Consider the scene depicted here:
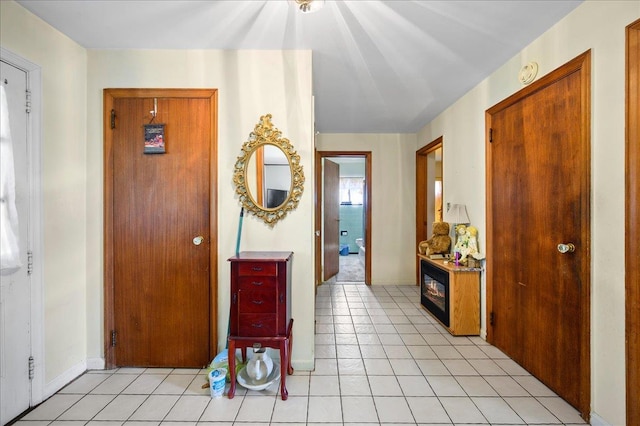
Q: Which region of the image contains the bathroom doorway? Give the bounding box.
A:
[315,151,371,286]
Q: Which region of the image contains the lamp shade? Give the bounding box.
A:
[445,204,470,224]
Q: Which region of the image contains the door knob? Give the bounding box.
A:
[193,236,204,246]
[557,243,576,253]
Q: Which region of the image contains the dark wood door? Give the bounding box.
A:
[323,159,340,281]
[106,90,216,367]
[486,52,591,418]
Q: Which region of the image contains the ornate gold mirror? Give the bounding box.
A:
[233,114,304,226]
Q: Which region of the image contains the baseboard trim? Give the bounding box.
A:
[590,412,612,426]
[43,361,86,399]
[293,359,315,371]
[87,357,105,370]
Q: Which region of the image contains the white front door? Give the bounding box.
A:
[0,60,31,425]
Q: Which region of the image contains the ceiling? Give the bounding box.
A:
[17,0,582,133]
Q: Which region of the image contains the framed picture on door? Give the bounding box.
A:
[144,123,165,154]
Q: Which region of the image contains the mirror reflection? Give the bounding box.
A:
[246,144,292,209]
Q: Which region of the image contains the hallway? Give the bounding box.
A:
[15,283,586,425]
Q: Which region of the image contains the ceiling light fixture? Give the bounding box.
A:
[292,0,325,14]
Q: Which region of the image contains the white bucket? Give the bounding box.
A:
[208,368,227,398]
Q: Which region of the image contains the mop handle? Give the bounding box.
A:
[235,207,244,256]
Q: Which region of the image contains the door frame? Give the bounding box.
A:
[315,151,372,286]
[416,137,443,285]
[626,18,640,426]
[0,47,45,406]
[103,88,218,368]
[485,51,591,419]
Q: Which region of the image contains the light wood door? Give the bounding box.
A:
[105,89,217,367]
[323,159,340,281]
[486,52,591,418]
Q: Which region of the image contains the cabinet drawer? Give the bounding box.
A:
[238,314,277,336]
[237,262,277,276]
[238,287,277,313]
[238,276,277,291]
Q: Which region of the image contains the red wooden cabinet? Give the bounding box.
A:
[227,251,294,400]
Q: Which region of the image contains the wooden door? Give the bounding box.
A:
[626,18,640,426]
[323,159,340,281]
[104,89,217,368]
[486,52,591,418]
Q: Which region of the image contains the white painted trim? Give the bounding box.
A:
[86,357,105,370]
[0,47,44,407]
[292,360,314,371]
[590,412,612,426]
[43,361,86,399]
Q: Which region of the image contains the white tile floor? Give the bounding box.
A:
[15,282,587,425]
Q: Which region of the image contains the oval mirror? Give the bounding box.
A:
[233,114,304,226]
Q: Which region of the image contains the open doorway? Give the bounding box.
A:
[315,151,372,286]
[416,137,443,285]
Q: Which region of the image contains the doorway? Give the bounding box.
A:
[0,50,43,425]
[486,51,591,419]
[626,18,640,426]
[315,151,371,286]
[103,89,218,368]
[416,137,443,285]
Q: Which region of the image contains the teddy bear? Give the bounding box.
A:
[418,221,451,256]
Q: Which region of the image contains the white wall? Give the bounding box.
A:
[416,2,640,424]
[85,49,316,370]
[1,0,316,393]
[317,134,417,285]
[0,1,88,388]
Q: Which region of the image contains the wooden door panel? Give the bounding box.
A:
[323,159,340,280]
[626,19,640,426]
[487,52,590,417]
[113,96,211,367]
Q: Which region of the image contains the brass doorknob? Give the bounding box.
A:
[193,236,204,246]
[557,243,575,253]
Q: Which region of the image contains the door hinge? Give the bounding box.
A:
[110,109,116,129]
[25,89,31,114]
[489,128,493,143]
[490,312,495,326]
[27,250,33,275]
[28,356,35,380]
[111,330,117,347]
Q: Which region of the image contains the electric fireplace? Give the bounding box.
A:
[420,258,450,327]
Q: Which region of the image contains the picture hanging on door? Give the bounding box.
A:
[144,123,165,154]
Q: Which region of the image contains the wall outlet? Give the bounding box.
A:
[341,231,348,236]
